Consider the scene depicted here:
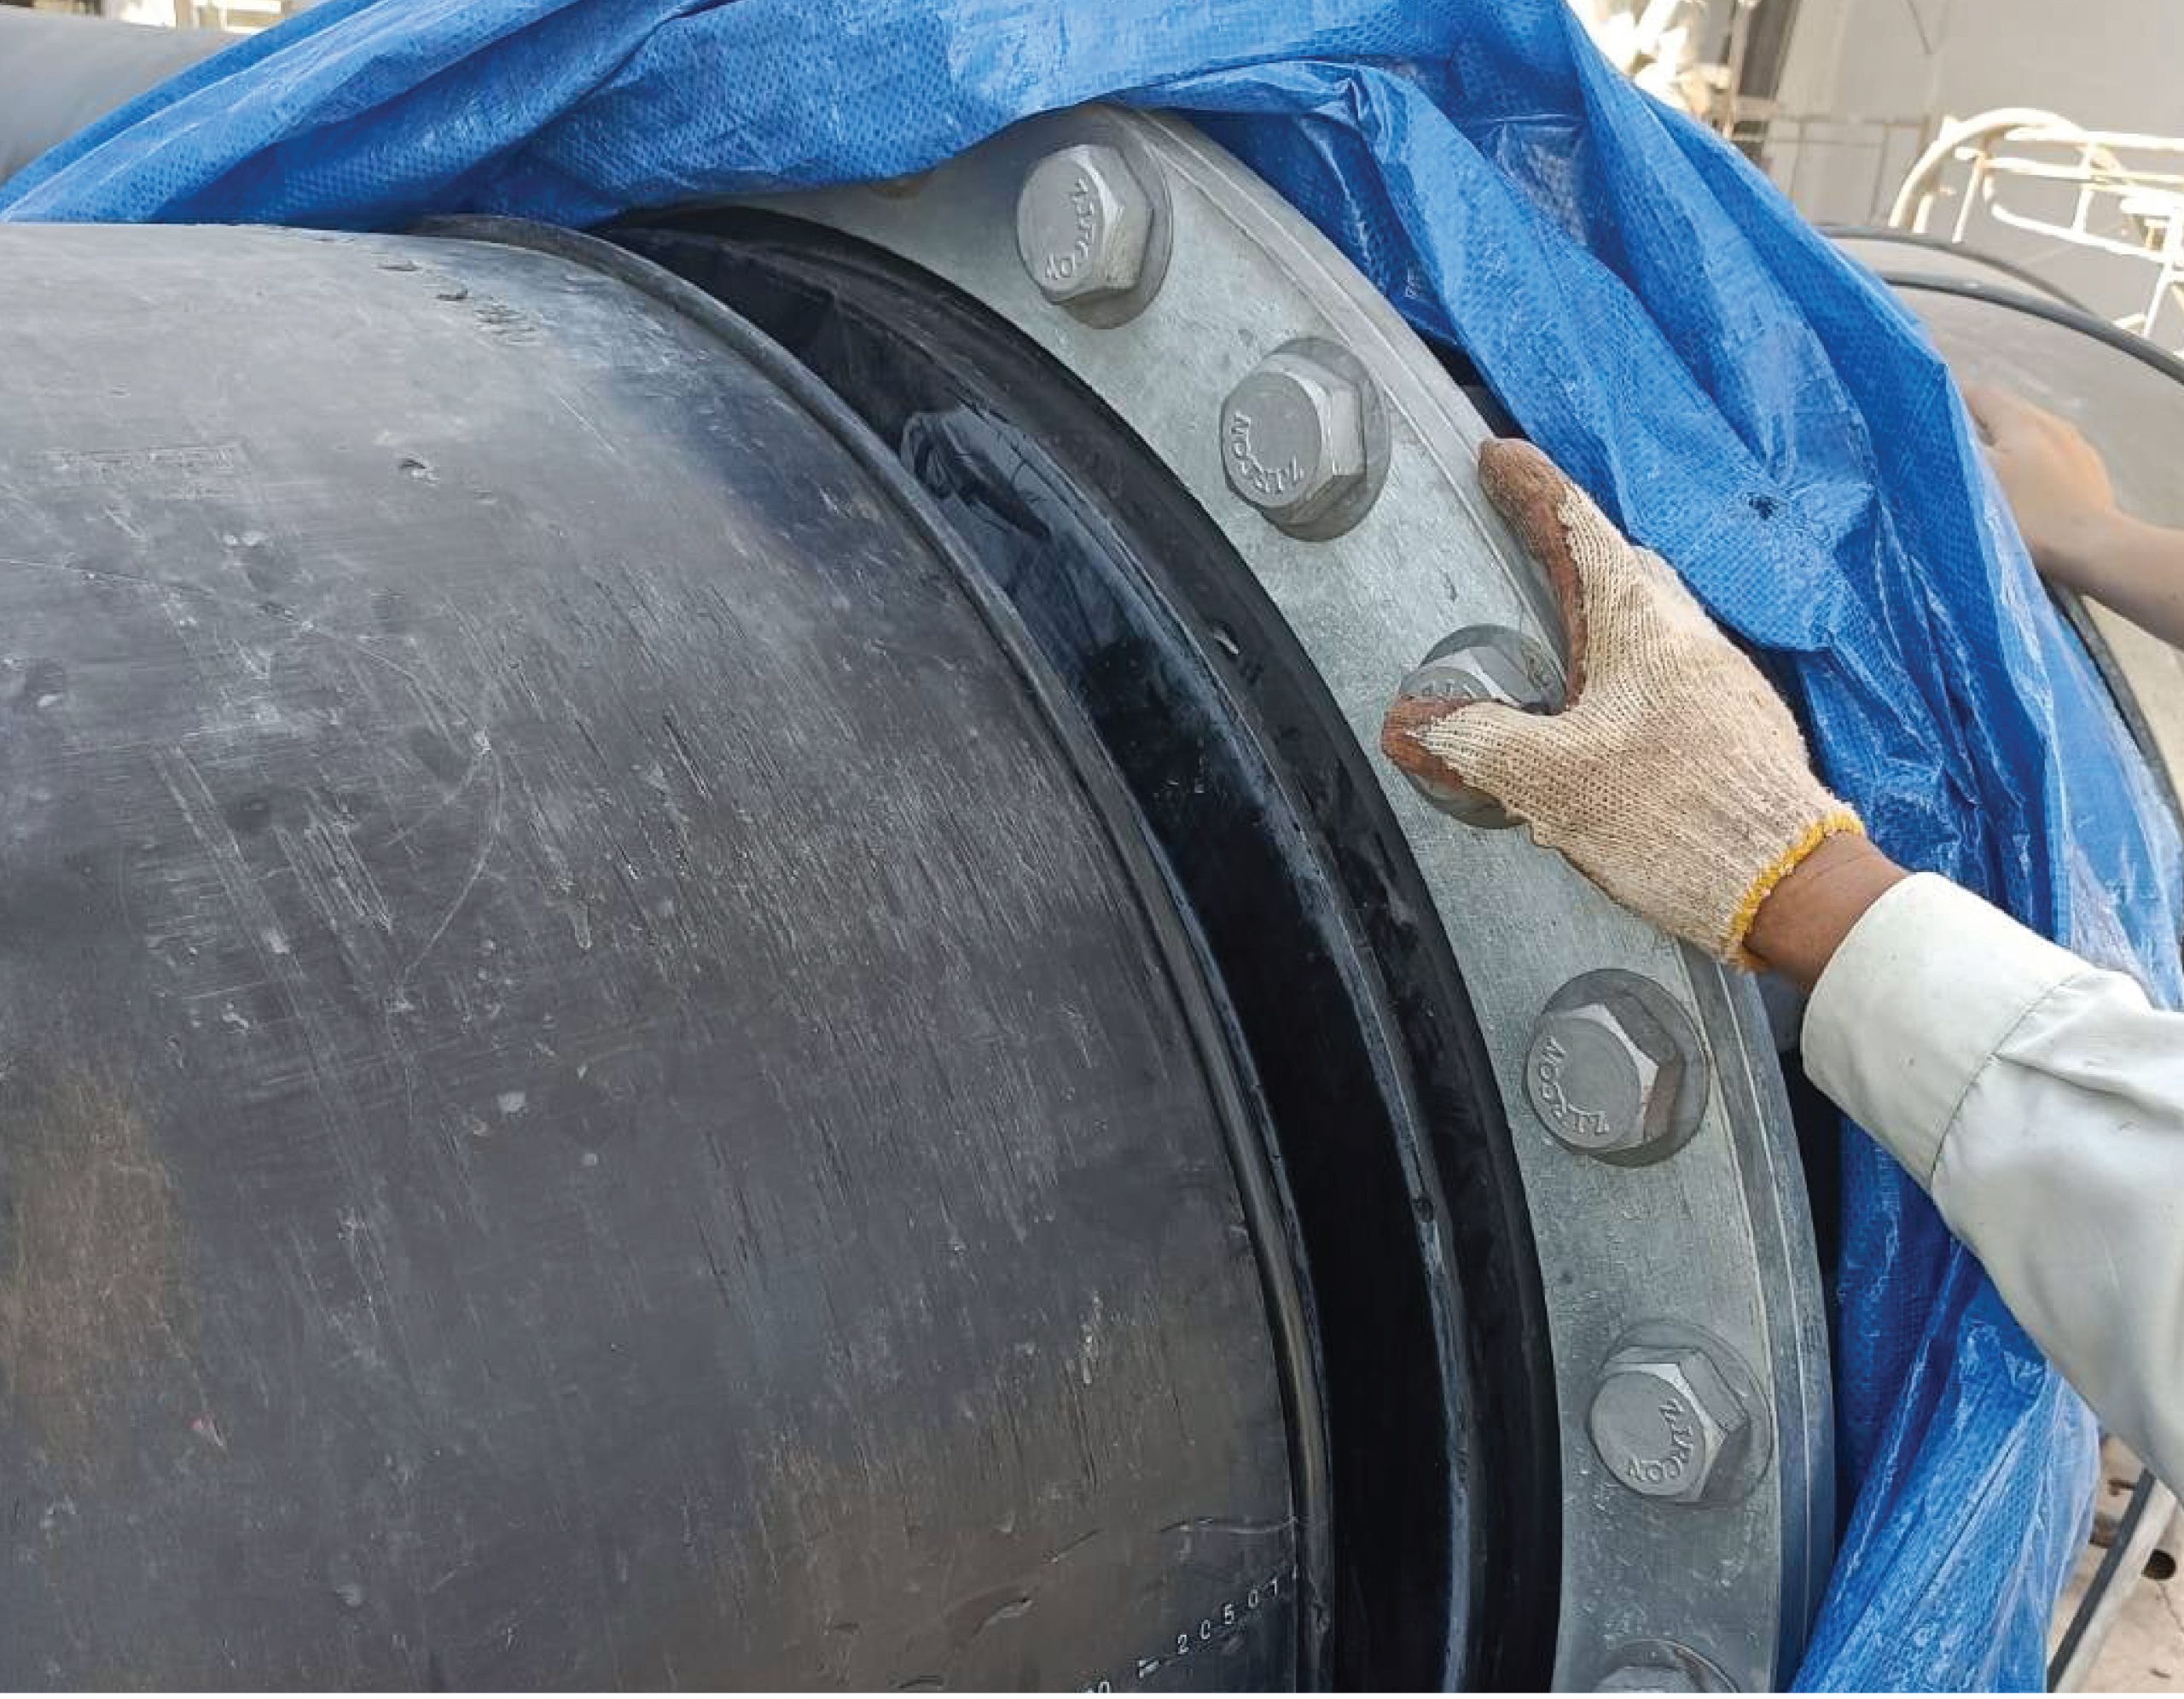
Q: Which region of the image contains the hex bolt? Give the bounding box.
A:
[1219,347,1377,533]
[1395,625,1561,827]
[1015,143,1155,309]
[1589,1343,1755,1504]
[1525,986,1686,1157]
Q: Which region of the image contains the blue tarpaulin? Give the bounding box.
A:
[7,3,2175,1686]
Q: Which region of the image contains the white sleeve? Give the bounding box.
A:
[1801,872,2184,1492]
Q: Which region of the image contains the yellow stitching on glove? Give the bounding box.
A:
[1725,807,1866,967]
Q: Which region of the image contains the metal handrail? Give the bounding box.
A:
[1891,109,2184,346]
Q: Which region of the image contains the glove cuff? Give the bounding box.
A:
[1722,806,1866,968]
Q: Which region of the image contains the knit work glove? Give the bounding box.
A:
[1381,440,1862,965]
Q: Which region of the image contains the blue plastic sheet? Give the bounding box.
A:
[8,3,2177,1685]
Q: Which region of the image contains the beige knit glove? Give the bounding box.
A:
[1381,439,1862,965]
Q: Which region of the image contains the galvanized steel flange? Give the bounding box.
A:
[754,107,1833,1689]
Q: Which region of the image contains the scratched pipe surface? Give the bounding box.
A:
[0,224,1296,1688]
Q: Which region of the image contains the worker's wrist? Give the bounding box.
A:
[1743,832,1908,992]
[2036,505,2144,594]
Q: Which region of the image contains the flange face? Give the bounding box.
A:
[752,108,1832,1690]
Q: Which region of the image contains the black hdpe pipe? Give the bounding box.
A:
[0,221,1320,1688]
[0,15,1560,1675]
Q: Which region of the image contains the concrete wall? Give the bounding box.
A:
[61,0,309,32]
[1780,0,2184,142]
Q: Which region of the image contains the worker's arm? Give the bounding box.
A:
[1785,851,2184,1495]
[1966,382,2184,648]
[1384,439,2184,1492]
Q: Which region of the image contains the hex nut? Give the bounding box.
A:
[1589,1344,1754,1504]
[1219,349,1373,531]
[1408,638,1542,710]
[1015,144,1154,307]
[1526,989,1686,1156]
[1395,626,1561,827]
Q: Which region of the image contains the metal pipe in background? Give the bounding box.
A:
[1863,270,2184,808]
[0,9,226,186]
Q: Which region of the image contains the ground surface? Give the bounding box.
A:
[2053,1443,2184,1692]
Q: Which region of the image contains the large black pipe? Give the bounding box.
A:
[0,222,1303,1688]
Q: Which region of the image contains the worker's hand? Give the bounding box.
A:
[1963,383,2120,590]
[1381,440,1863,967]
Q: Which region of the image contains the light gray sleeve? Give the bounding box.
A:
[1802,873,2184,1492]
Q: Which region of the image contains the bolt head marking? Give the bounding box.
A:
[1224,404,1308,497]
[1016,144,1153,306]
[1617,1388,1700,1488]
[1528,998,1676,1152]
[1039,169,1101,285]
[1589,1347,1751,1504]
[1531,1030,1618,1147]
[1218,352,1369,524]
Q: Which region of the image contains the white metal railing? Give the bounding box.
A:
[1891,109,2184,347]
